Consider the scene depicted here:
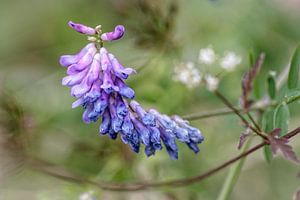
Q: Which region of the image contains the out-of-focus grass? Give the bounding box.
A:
[0,0,300,199]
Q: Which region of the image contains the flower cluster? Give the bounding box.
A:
[173,62,201,89]
[173,46,242,91]
[59,21,204,159]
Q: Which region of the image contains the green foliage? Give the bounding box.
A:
[273,103,290,137]
[262,109,274,163]
[283,89,300,104]
[267,73,276,99]
[288,44,300,89]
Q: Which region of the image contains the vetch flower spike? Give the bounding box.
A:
[59,21,204,159]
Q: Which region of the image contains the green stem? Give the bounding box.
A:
[216,137,253,200]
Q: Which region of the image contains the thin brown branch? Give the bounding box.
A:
[182,100,273,121]
[246,112,262,132]
[182,107,243,120]
[26,126,300,192]
[214,90,267,140]
[183,62,290,122]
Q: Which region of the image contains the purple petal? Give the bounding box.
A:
[101,25,125,41]
[130,113,150,146]
[130,101,156,126]
[82,104,93,124]
[68,21,96,35]
[71,79,92,98]
[99,48,111,71]
[86,53,101,85]
[109,54,136,79]
[187,142,200,153]
[67,62,92,75]
[160,128,178,160]
[62,68,89,87]
[99,109,111,134]
[145,146,156,157]
[84,80,101,102]
[114,77,135,99]
[94,91,109,114]
[149,127,162,150]
[109,98,123,133]
[116,94,128,119]
[72,97,86,108]
[122,114,134,135]
[77,45,97,68]
[101,70,119,94]
[59,43,95,67]
[128,130,140,153]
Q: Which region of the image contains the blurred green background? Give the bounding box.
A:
[0,0,300,199]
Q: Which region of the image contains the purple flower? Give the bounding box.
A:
[130,112,150,146]
[99,109,110,134]
[130,101,156,126]
[114,77,135,99]
[160,128,178,160]
[60,21,204,159]
[109,98,123,133]
[116,94,128,119]
[101,25,125,41]
[68,21,96,35]
[60,43,95,67]
[122,114,134,135]
[109,54,136,79]
[94,90,109,114]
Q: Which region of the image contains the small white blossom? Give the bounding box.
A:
[205,74,219,91]
[173,62,202,89]
[79,191,96,200]
[220,51,242,71]
[198,47,216,65]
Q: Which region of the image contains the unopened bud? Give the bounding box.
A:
[87,36,97,42]
[95,25,102,34]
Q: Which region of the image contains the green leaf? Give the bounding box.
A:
[267,72,276,99]
[262,109,274,133]
[288,44,300,89]
[283,89,300,104]
[253,78,263,99]
[263,146,273,164]
[249,51,254,67]
[273,103,290,137]
[262,110,274,163]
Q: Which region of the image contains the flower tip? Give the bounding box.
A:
[116,25,125,32]
[68,21,75,27]
[61,77,70,86]
[101,25,125,41]
[169,152,178,160]
[67,21,96,35]
[59,55,73,67]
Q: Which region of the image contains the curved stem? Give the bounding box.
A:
[27,126,300,192]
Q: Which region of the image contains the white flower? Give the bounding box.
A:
[205,74,219,91]
[79,191,95,200]
[220,51,242,71]
[173,62,202,89]
[198,47,216,65]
